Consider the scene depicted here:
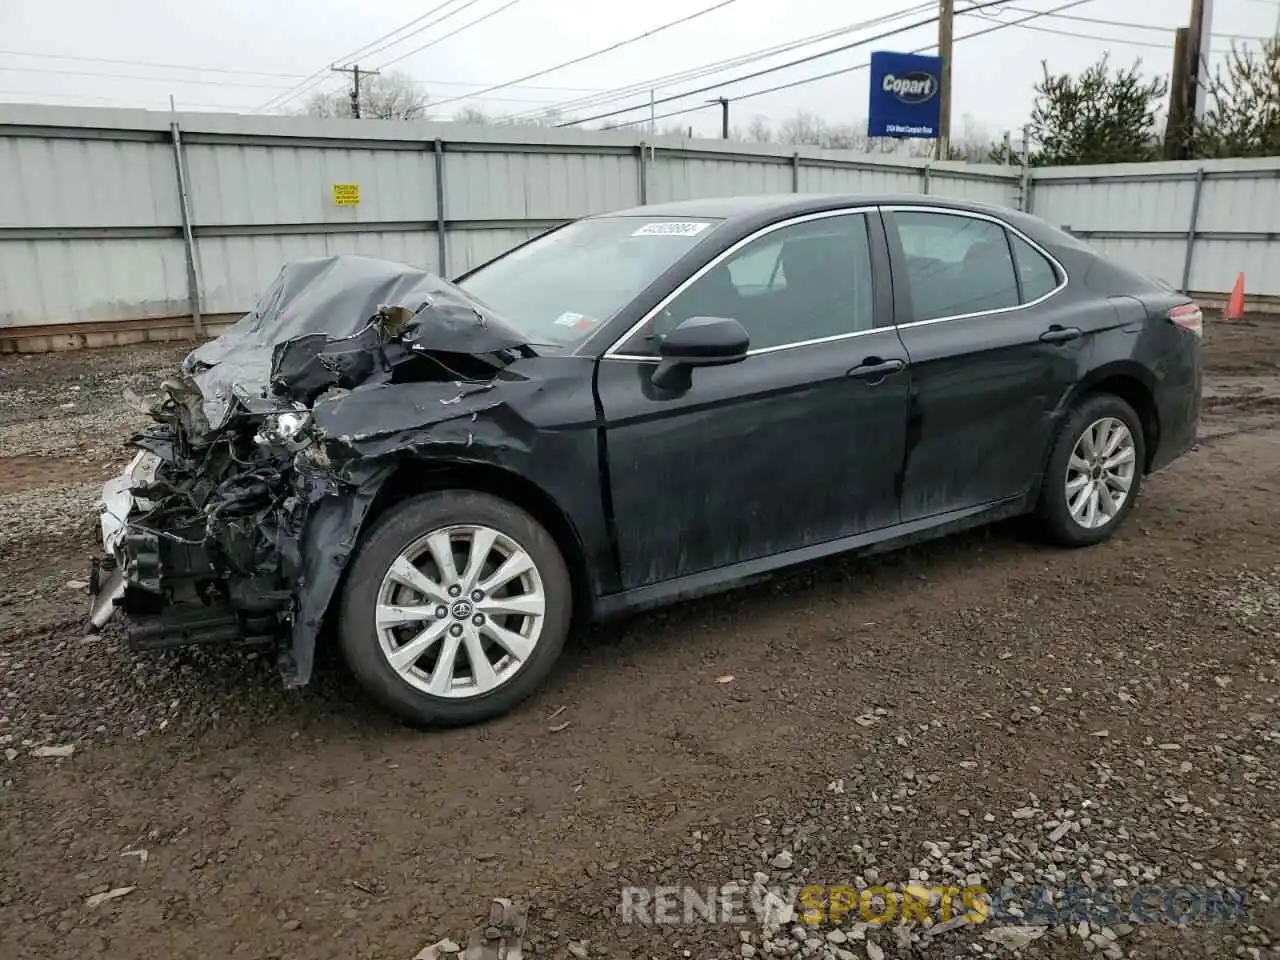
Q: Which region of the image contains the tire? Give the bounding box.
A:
[338,490,572,727]
[1035,393,1146,548]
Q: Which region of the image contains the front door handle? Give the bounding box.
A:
[1040,325,1082,344]
[847,358,906,383]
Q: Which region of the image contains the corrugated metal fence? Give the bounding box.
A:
[1031,158,1280,306]
[1,103,1277,349]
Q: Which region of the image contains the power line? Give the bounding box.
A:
[0,89,258,110]
[617,101,721,129]
[996,7,1269,40]
[447,90,615,105]
[257,0,477,112]
[608,0,1096,128]
[256,71,339,112]
[559,0,1031,127]
[975,20,1242,52]
[0,64,299,89]
[0,50,310,78]
[503,2,936,121]
[375,0,531,69]
[698,0,1103,105]
[0,49,609,94]
[258,0,530,113]
[280,0,535,117]
[414,79,607,91]
[506,2,934,118]
[424,0,750,112]
[623,0,1258,133]
[335,0,485,63]
[353,0,503,65]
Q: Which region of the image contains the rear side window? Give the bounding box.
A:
[1010,233,1060,302]
[894,211,1019,322]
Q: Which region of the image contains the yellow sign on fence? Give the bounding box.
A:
[332,183,360,206]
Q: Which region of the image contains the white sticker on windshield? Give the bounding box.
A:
[553,311,586,327]
[631,221,712,238]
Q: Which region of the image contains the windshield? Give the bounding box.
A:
[456,215,724,348]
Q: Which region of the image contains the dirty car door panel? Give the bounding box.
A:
[597,209,909,589]
[886,209,1095,520]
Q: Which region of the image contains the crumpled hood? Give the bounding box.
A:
[182,255,530,426]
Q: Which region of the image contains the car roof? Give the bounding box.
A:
[589,192,1080,259]
[594,193,1015,222]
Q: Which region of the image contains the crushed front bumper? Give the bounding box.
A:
[85,427,391,688]
[89,449,160,630]
[87,448,262,651]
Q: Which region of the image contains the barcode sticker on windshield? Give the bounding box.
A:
[631,221,712,238]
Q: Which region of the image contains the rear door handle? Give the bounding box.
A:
[847,358,906,382]
[1040,325,1082,344]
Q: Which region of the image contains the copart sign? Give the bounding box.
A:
[868,51,943,139]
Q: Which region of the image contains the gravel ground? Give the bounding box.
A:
[0,321,1278,960]
[0,343,188,552]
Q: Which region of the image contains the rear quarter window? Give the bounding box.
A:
[1010,233,1061,302]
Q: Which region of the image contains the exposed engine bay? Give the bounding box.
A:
[88,255,538,688]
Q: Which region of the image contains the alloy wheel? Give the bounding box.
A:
[1064,416,1137,530]
[374,524,546,699]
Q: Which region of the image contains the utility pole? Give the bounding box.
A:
[1167,26,1191,159]
[332,64,378,119]
[1187,0,1214,123]
[707,97,730,138]
[938,0,954,160]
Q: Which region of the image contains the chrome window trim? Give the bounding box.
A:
[601,206,880,362]
[882,205,1069,330]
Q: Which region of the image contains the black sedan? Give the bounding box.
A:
[89,194,1203,726]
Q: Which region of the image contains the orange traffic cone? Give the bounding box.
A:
[1223,272,1246,320]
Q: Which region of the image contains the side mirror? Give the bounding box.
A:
[651,316,749,391]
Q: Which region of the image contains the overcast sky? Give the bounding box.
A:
[1,0,1277,139]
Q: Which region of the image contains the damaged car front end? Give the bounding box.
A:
[89,255,541,690]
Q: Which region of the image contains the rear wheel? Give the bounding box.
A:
[1036,393,1146,547]
[338,491,571,726]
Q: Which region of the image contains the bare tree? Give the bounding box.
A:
[822,122,873,151]
[302,70,430,120]
[778,111,827,146]
[944,113,1005,161]
[453,107,491,125]
[515,108,572,128]
[744,115,774,143]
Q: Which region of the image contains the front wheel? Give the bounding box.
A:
[1036,393,1146,547]
[338,491,571,727]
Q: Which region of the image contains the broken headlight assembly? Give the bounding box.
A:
[254,410,313,448]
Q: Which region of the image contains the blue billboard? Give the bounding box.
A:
[868,51,943,139]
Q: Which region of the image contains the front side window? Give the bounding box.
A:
[617,212,876,355]
[456,216,723,348]
[894,211,1019,322]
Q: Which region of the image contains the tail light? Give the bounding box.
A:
[1168,303,1203,337]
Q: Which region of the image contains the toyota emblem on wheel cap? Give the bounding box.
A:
[451,600,474,620]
